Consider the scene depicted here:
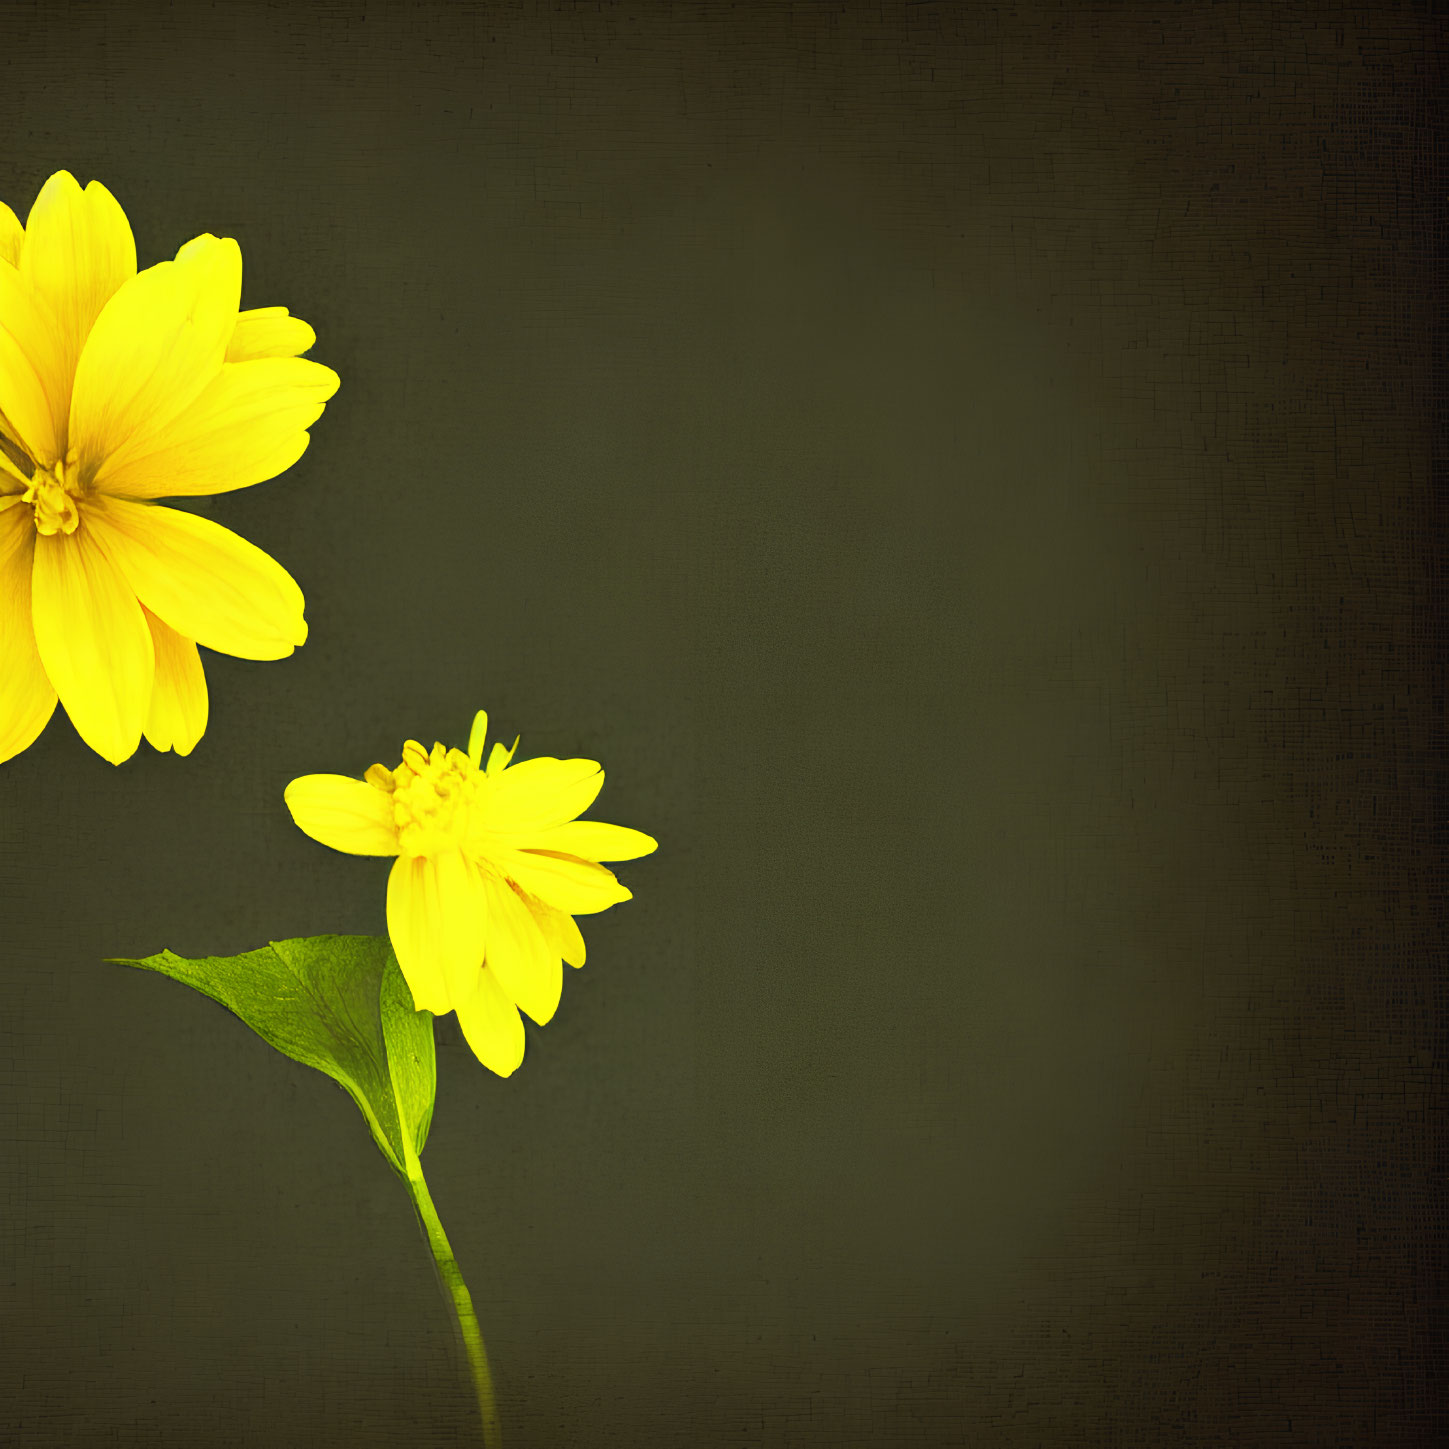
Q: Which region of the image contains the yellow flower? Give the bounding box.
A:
[284,710,657,1077]
[0,170,339,765]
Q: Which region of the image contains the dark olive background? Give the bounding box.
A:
[0,2,1440,1445]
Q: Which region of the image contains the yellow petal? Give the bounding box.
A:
[85,497,305,660]
[520,820,658,862]
[475,756,604,835]
[0,202,22,267]
[19,172,136,437]
[481,872,562,1026]
[225,307,317,362]
[453,969,525,1078]
[513,889,587,968]
[0,432,30,491]
[491,847,631,916]
[555,909,587,967]
[0,498,57,763]
[386,851,487,1016]
[30,517,152,764]
[485,736,518,776]
[93,355,339,499]
[0,259,66,463]
[466,709,488,767]
[141,608,208,756]
[68,234,240,476]
[519,887,582,976]
[283,773,399,856]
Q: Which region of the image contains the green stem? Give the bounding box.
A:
[402,1148,502,1449]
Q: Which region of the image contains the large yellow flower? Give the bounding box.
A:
[284,710,657,1077]
[0,171,339,765]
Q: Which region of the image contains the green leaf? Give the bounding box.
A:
[111,935,436,1179]
[379,944,436,1164]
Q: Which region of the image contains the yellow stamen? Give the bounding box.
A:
[22,457,80,537]
[390,742,481,857]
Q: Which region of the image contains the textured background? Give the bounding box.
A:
[0,2,1441,1445]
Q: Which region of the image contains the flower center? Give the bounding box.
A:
[23,459,80,537]
[368,741,481,857]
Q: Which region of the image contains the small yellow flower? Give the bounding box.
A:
[0,171,339,765]
[284,710,657,1077]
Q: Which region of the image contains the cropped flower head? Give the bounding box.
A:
[284,710,657,1077]
[0,170,339,766]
